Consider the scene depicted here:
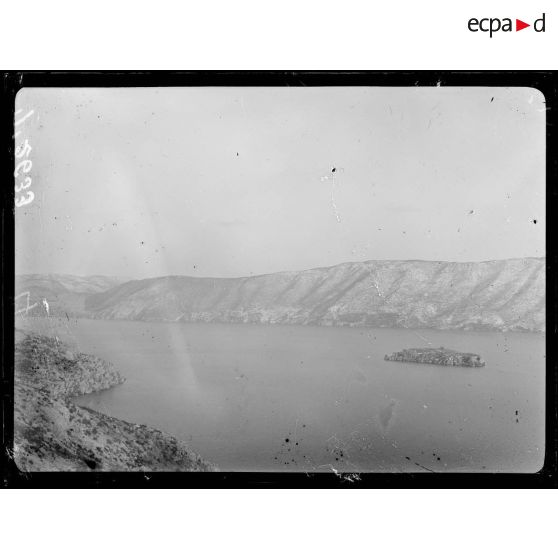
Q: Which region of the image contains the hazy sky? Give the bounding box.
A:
[15,86,545,279]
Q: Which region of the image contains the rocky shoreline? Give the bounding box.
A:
[14,330,216,472]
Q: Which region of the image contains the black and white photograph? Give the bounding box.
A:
[10,79,547,478]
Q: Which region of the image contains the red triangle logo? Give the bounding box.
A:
[516,19,530,31]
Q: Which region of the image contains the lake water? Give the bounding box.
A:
[16,317,545,472]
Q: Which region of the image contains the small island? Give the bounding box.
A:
[384,346,485,367]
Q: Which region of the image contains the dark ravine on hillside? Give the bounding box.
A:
[13,331,215,472]
[17,258,545,332]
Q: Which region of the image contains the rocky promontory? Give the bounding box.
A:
[13,331,215,472]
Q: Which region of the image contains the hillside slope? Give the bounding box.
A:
[84,258,545,332]
[14,331,215,472]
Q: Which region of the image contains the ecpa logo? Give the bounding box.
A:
[468,13,546,37]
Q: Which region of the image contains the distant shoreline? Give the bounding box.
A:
[16,315,546,337]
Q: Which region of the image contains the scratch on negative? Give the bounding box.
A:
[318,464,361,483]
[330,174,341,222]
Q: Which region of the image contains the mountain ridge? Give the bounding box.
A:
[16,258,545,332]
[80,257,545,332]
